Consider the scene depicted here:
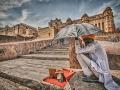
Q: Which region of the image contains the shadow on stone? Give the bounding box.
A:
[0,71,62,90]
[0,47,17,61]
[112,76,120,86]
[68,71,120,90]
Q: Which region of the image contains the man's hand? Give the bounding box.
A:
[79,36,85,48]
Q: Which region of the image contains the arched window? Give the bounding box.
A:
[95,24,97,27]
[48,33,50,36]
[98,23,100,28]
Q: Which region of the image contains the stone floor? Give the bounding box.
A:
[0,58,69,82]
[0,77,32,90]
[0,46,69,83]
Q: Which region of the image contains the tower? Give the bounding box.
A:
[103,7,115,32]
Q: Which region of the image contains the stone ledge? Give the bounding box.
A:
[0,70,120,90]
[0,77,32,90]
[0,71,63,90]
[0,39,51,56]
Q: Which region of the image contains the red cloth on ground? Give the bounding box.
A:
[43,68,75,87]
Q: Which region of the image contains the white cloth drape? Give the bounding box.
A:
[75,41,120,90]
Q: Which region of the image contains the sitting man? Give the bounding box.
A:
[75,34,120,90]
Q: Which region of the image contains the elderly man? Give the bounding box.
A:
[75,34,120,90]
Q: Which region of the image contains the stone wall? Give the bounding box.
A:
[37,27,54,39]
[99,41,120,55]
[99,41,120,70]
[96,32,120,42]
[0,39,51,56]
[0,35,35,43]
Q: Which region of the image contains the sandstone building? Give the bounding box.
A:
[38,7,115,39]
[48,7,115,34]
[37,27,54,39]
[0,23,38,38]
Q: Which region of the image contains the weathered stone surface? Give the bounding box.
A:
[0,77,32,90]
[69,38,81,69]
[0,39,51,56]
[108,54,120,70]
[96,32,120,42]
[0,45,69,90]
[99,41,120,55]
[0,47,17,61]
[38,50,68,55]
[0,71,63,90]
[0,58,69,82]
[68,71,120,90]
[69,71,105,90]
[21,54,69,60]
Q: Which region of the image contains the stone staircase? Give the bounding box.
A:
[21,46,69,61]
[0,44,70,90]
[0,44,70,84]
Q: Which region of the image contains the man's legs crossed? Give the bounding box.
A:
[77,53,99,78]
[80,54,99,78]
[76,53,93,77]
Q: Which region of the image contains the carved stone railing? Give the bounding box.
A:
[96,32,120,42]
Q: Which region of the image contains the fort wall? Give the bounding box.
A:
[0,39,51,56]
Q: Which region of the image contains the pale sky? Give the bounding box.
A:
[0,0,120,28]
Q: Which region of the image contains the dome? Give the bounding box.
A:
[66,18,72,22]
[105,7,112,11]
[82,14,88,18]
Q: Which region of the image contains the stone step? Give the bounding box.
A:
[50,44,69,47]
[20,54,69,60]
[0,58,69,83]
[0,77,32,90]
[44,46,69,48]
[0,71,60,90]
[41,48,68,51]
[37,50,68,55]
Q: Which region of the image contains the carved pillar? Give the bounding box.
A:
[69,38,81,69]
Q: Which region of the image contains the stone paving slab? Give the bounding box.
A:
[22,54,69,58]
[41,48,68,51]
[37,50,69,55]
[21,54,69,60]
[0,58,69,82]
